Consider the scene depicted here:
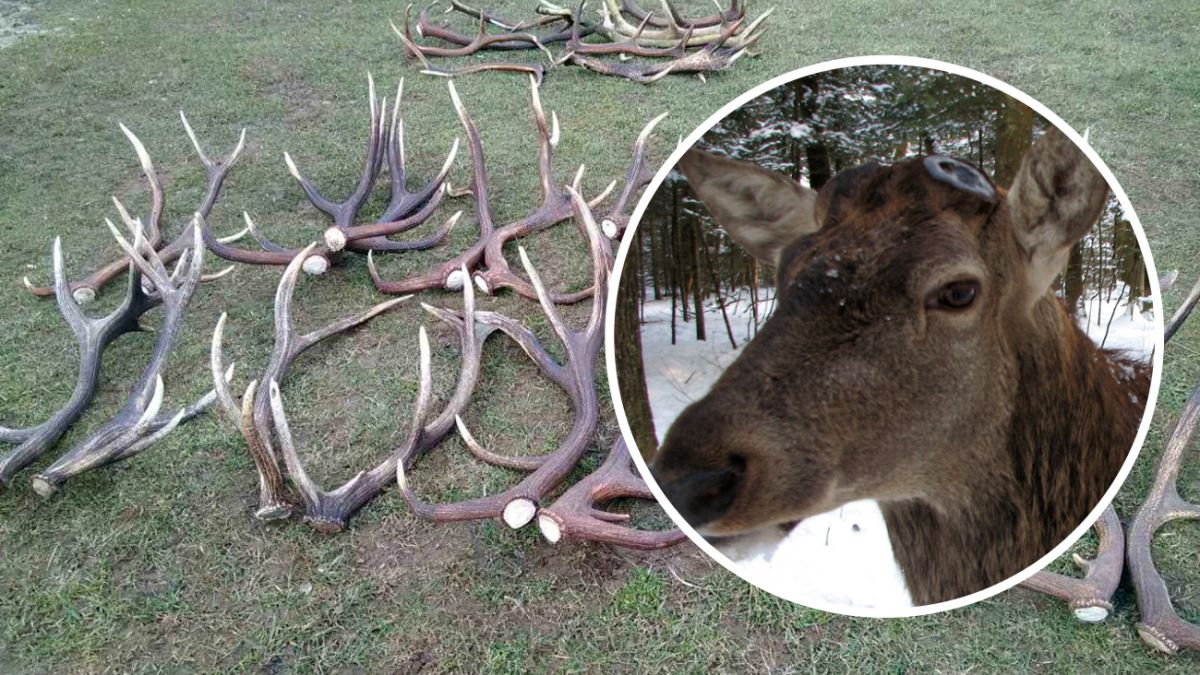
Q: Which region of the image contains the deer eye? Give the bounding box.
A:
[929,280,979,310]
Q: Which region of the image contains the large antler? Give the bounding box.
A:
[397,187,609,527]
[204,76,460,275]
[537,437,686,549]
[1126,374,1200,653]
[0,239,159,486]
[369,77,658,303]
[209,243,407,520]
[264,272,484,532]
[31,220,227,496]
[22,117,244,303]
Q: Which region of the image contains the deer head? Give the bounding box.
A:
[652,127,1116,540]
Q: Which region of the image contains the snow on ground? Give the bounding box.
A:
[641,285,1156,611]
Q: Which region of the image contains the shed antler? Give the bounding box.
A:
[205,75,460,275]
[397,186,609,527]
[265,271,483,533]
[1127,374,1200,653]
[31,220,226,496]
[368,77,635,302]
[210,243,408,520]
[22,117,244,303]
[1,239,159,486]
[537,437,686,549]
[1018,505,1124,622]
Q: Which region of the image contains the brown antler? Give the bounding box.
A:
[537,437,686,549]
[204,76,460,275]
[368,77,623,302]
[22,117,244,303]
[263,270,484,533]
[31,220,228,496]
[397,186,609,528]
[1126,376,1200,653]
[1018,505,1124,622]
[398,3,559,57]
[210,243,407,520]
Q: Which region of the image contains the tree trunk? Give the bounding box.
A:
[615,269,659,460]
[690,218,707,341]
[993,93,1034,188]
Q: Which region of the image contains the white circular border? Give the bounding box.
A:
[604,55,1164,618]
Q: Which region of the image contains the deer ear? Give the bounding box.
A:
[1008,127,1109,299]
[676,148,819,267]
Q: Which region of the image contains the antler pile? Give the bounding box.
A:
[395,0,769,84]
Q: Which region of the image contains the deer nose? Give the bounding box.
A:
[653,460,745,528]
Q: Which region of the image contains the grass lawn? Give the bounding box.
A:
[1,1,1199,672]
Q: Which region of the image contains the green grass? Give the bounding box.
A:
[1,0,1200,672]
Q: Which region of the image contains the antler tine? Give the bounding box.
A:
[517,245,573,348]
[529,74,557,202]
[537,437,686,549]
[267,380,322,510]
[50,237,89,330]
[1165,274,1200,342]
[601,110,667,238]
[210,312,240,420]
[117,123,165,244]
[565,185,613,341]
[1127,375,1200,653]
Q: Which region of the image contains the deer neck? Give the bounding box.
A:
[882,298,1146,606]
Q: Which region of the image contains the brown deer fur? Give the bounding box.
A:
[651,128,1149,605]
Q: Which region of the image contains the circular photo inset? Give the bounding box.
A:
[607,58,1162,615]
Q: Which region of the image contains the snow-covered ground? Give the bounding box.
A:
[640,284,1156,611]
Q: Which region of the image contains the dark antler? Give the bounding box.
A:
[204,76,460,274]
[0,238,159,487]
[31,221,226,496]
[210,243,407,520]
[537,437,686,549]
[23,117,243,302]
[397,187,609,528]
[1126,375,1200,653]
[1018,505,1125,622]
